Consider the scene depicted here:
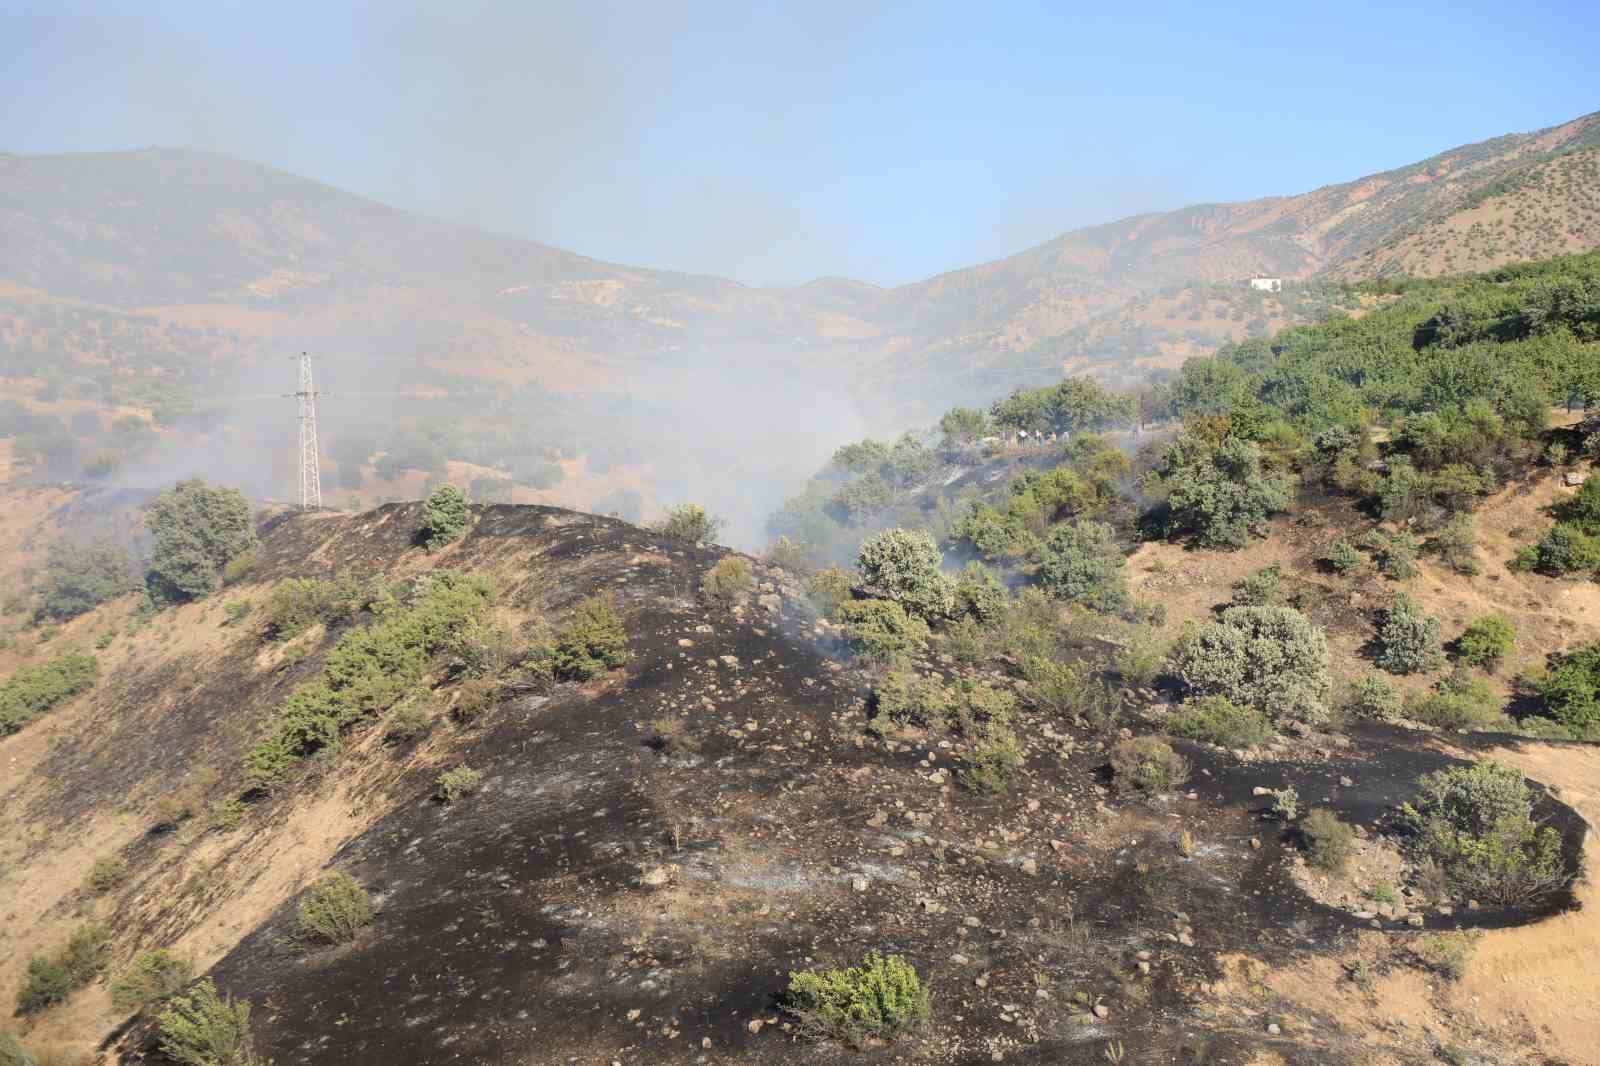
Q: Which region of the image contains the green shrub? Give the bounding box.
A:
[0,1033,36,1066]
[1115,628,1167,687]
[85,855,129,894]
[144,479,258,604]
[1400,763,1568,905]
[296,871,374,945]
[784,951,931,1047]
[1110,736,1190,795]
[1363,529,1418,580]
[419,485,471,549]
[552,594,628,680]
[14,957,72,1014]
[157,979,259,1066]
[1533,641,1600,730]
[0,653,99,735]
[839,599,929,664]
[1230,565,1282,606]
[957,734,1024,793]
[870,671,952,732]
[1377,593,1445,675]
[807,566,855,621]
[435,764,483,803]
[1301,808,1356,871]
[58,923,111,986]
[1326,540,1360,575]
[1407,667,1502,730]
[110,950,194,1012]
[653,503,724,546]
[1167,695,1274,748]
[952,561,1006,622]
[1034,520,1128,612]
[1170,606,1331,724]
[700,556,754,607]
[1343,673,1402,720]
[37,539,135,621]
[856,529,955,621]
[243,571,495,788]
[1457,614,1514,670]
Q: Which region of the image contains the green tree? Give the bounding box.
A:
[145,479,257,604]
[1033,520,1128,612]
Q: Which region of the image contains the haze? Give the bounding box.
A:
[3,0,1593,287]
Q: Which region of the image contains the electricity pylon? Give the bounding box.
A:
[286,353,322,510]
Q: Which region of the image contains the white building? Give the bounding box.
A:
[1249,276,1283,293]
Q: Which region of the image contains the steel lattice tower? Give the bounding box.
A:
[288,353,322,510]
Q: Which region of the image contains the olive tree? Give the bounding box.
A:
[1170,605,1332,724]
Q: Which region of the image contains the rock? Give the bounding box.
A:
[1093,1003,1109,1019]
[1266,1023,1281,1036]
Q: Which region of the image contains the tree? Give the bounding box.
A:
[145,479,257,604]
[1377,592,1444,675]
[1152,434,1291,548]
[1170,606,1332,724]
[420,485,471,549]
[1033,520,1128,612]
[37,539,135,620]
[653,503,724,546]
[856,529,955,621]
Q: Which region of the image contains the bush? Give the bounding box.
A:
[1457,614,1514,670]
[952,562,1006,623]
[242,571,495,788]
[85,855,129,894]
[1034,520,1128,612]
[653,503,723,546]
[870,671,952,732]
[839,600,929,664]
[1326,540,1360,575]
[1406,667,1502,730]
[1363,529,1418,580]
[784,951,931,1047]
[701,556,754,607]
[856,530,955,621]
[419,485,471,549]
[1343,673,1402,720]
[157,979,258,1066]
[1170,606,1331,724]
[1400,763,1568,905]
[1110,736,1190,795]
[1230,565,1282,606]
[296,871,374,944]
[0,1033,36,1066]
[807,566,855,621]
[435,764,483,803]
[1532,642,1600,730]
[0,653,99,735]
[552,594,628,680]
[1167,695,1274,748]
[14,957,72,1015]
[110,950,194,1012]
[145,479,257,604]
[957,734,1024,793]
[1376,593,1444,675]
[1301,809,1356,871]
[37,539,135,621]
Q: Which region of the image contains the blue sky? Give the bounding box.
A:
[2,1,1595,286]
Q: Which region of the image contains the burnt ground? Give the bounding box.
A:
[73,504,1587,1066]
